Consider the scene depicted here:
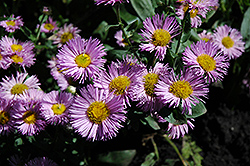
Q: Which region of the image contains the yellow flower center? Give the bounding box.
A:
[51,103,66,115]
[6,20,16,26]
[152,29,171,47]
[11,54,24,63]
[197,54,216,72]
[143,73,159,97]
[44,23,54,31]
[222,36,234,48]
[11,83,29,95]
[201,37,210,42]
[0,54,2,60]
[87,101,110,124]
[61,32,74,44]
[190,8,198,18]
[75,54,91,68]
[11,44,23,52]
[169,80,193,99]
[0,111,10,125]
[23,111,37,124]
[109,75,131,95]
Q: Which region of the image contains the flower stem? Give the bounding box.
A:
[164,134,188,166]
[151,137,160,161]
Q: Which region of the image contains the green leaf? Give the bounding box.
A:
[145,116,161,130]
[165,110,187,125]
[130,0,155,21]
[186,101,207,119]
[241,7,250,49]
[141,152,156,166]
[119,4,141,25]
[97,150,136,166]
[93,21,109,41]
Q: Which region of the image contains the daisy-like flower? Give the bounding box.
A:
[198,30,213,42]
[94,61,142,107]
[0,14,24,33]
[0,99,16,135]
[175,1,206,28]
[13,100,46,136]
[95,0,129,6]
[50,23,81,47]
[182,40,230,83]
[69,85,126,141]
[38,16,58,33]
[25,157,58,166]
[56,37,107,84]
[133,62,170,112]
[139,13,180,61]
[0,36,35,68]
[155,68,209,115]
[0,72,41,100]
[213,25,245,59]
[41,91,73,125]
[167,119,194,139]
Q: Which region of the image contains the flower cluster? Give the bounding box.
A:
[0,0,246,153]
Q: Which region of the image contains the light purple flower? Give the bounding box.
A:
[182,40,230,83]
[95,0,129,6]
[69,85,127,141]
[94,61,143,107]
[56,37,107,84]
[132,62,170,112]
[139,13,180,61]
[0,49,12,69]
[13,100,46,136]
[114,30,127,47]
[0,36,35,69]
[38,16,58,33]
[0,14,24,32]
[155,68,209,115]
[167,119,195,139]
[0,72,41,100]
[0,99,16,135]
[41,91,73,125]
[198,30,213,42]
[25,157,58,166]
[213,25,245,59]
[49,23,81,47]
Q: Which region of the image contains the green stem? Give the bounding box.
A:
[115,4,142,62]
[151,137,160,161]
[175,9,190,55]
[35,14,46,43]
[164,135,188,166]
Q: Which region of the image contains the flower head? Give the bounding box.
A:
[41,91,73,125]
[0,72,41,100]
[95,0,129,6]
[69,85,127,141]
[213,25,245,59]
[56,37,107,84]
[182,40,230,83]
[38,16,58,33]
[139,13,180,61]
[167,119,195,139]
[133,62,170,112]
[0,99,16,135]
[0,36,35,69]
[50,23,81,47]
[0,14,24,32]
[198,30,213,42]
[114,30,128,47]
[155,68,209,115]
[13,100,46,136]
[94,61,142,107]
